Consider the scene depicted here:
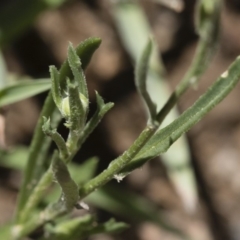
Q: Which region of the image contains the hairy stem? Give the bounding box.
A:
[79,124,158,198]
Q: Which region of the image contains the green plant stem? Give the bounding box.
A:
[15,38,101,223]
[18,168,53,223]
[79,124,158,199]
[77,102,114,149]
[17,151,63,224]
[17,150,75,225]
[156,0,220,124]
[34,109,62,176]
[42,118,69,160]
[15,93,56,222]
[13,206,66,240]
[13,124,159,239]
[121,55,240,173]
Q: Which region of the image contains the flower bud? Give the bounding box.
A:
[61,93,88,118]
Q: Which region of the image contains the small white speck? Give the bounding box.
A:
[221,71,229,78]
[190,76,197,85]
[79,201,89,210]
[190,76,199,90]
[114,174,125,183]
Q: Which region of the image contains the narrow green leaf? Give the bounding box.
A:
[67,43,88,99]
[44,157,99,204]
[77,92,114,148]
[50,66,62,109]
[0,147,28,170]
[135,39,157,121]
[156,0,220,123]
[52,156,79,211]
[96,91,105,107]
[0,51,7,88]
[67,79,84,131]
[123,56,240,172]
[42,117,68,160]
[58,38,102,92]
[195,0,220,38]
[0,79,51,107]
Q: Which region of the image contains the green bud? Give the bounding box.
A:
[61,93,88,118]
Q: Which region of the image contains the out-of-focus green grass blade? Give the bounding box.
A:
[0,79,51,107]
[69,157,99,186]
[0,147,29,170]
[0,148,98,187]
[0,0,66,47]
[86,185,187,238]
[0,51,7,88]
[112,1,196,211]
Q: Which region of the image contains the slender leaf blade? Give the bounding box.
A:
[0,51,7,88]
[0,147,29,170]
[0,79,51,107]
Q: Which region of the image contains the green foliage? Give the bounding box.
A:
[15,37,102,221]
[41,215,129,240]
[112,0,197,211]
[1,1,240,239]
[0,79,51,107]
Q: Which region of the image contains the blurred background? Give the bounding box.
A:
[1,0,240,239]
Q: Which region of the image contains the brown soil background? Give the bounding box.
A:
[1,0,240,239]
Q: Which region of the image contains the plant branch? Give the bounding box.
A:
[121,55,240,173]
[79,123,158,199]
[77,92,114,149]
[17,151,58,223]
[156,0,220,124]
[42,117,69,160]
[15,37,101,223]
